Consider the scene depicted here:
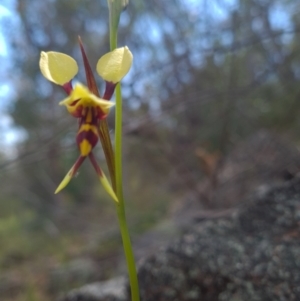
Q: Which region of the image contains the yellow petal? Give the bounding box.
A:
[96,46,133,83]
[39,51,78,85]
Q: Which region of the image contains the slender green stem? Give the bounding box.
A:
[108,10,117,50]
[108,4,140,301]
[108,0,124,50]
[114,83,140,301]
[116,199,140,301]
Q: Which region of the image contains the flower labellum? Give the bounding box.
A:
[59,83,114,118]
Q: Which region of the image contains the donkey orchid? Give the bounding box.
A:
[39,40,133,202]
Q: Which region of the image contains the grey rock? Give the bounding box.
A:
[60,177,300,301]
[138,178,300,301]
[59,277,126,301]
[50,258,100,294]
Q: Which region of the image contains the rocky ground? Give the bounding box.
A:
[60,175,300,301]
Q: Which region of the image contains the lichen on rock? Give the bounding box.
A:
[60,177,300,301]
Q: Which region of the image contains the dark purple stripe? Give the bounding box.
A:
[76,128,98,149]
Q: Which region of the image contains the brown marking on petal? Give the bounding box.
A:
[88,152,103,176]
[74,105,84,117]
[95,107,107,120]
[76,124,99,156]
[71,156,86,176]
[85,107,92,123]
[90,107,96,119]
[66,104,83,118]
[81,106,98,124]
[81,107,86,117]
[99,114,108,120]
[70,99,80,106]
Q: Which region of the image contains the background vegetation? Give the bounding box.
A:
[0,0,299,300]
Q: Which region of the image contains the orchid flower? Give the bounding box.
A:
[39,40,133,202]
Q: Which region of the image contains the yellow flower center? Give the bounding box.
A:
[59,84,115,118]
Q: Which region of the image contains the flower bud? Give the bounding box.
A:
[107,0,129,12]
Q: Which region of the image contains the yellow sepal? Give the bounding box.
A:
[96,47,133,83]
[99,172,119,203]
[39,51,78,85]
[54,169,73,194]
